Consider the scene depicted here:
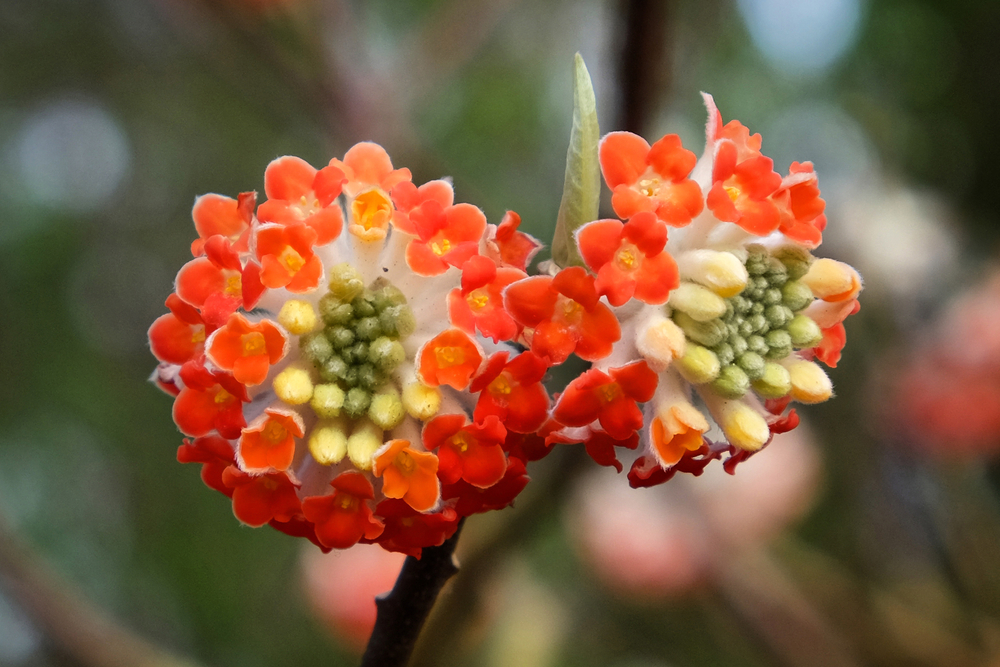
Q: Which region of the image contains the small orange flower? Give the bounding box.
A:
[190,192,254,256]
[254,223,324,293]
[417,329,484,390]
[373,440,440,512]
[205,312,287,386]
[238,407,304,473]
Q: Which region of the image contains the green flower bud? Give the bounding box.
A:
[327,325,355,349]
[356,363,381,391]
[764,329,793,359]
[787,314,824,347]
[751,362,792,399]
[342,366,359,387]
[781,280,813,312]
[319,355,349,383]
[356,316,381,341]
[762,287,783,306]
[748,313,769,334]
[711,364,749,398]
[370,336,406,372]
[328,263,365,301]
[380,305,416,339]
[730,334,748,356]
[747,334,768,355]
[673,311,728,347]
[372,284,407,311]
[764,304,789,329]
[299,331,333,364]
[750,301,765,315]
[343,387,373,419]
[775,247,812,280]
[731,295,752,314]
[352,296,376,318]
[737,351,766,381]
[738,320,754,337]
[714,342,735,366]
[765,258,788,286]
[319,294,354,325]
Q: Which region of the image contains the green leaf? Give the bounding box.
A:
[551,53,600,269]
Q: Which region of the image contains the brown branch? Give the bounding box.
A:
[617,0,674,134]
[359,518,466,667]
[0,513,201,667]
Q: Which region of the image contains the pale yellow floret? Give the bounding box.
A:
[273,366,314,405]
[308,419,348,465]
[675,343,721,384]
[677,249,748,298]
[751,362,792,399]
[347,420,383,470]
[784,358,833,404]
[636,316,686,371]
[369,390,405,430]
[402,382,442,420]
[277,300,318,335]
[801,258,861,301]
[311,383,346,418]
[668,282,727,321]
[719,402,770,452]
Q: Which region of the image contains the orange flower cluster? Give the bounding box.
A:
[150,96,861,555]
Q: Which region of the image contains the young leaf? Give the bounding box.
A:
[551,53,600,269]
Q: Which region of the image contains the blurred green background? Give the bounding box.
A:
[2,0,1000,665]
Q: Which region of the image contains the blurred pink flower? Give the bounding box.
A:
[568,426,820,600]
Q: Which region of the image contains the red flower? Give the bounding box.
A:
[303,472,385,550]
[404,202,488,277]
[330,143,412,242]
[237,407,304,473]
[447,255,525,343]
[373,440,440,513]
[190,191,254,256]
[148,294,207,366]
[390,179,454,235]
[254,222,324,293]
[599,132,703,226]
[256,156,346,246]
[423,414,507,488]
[484,211,542,271]
[172,358,248,439]
[553,361,658,440]
[441,457,530,516]
[205,313,287,386]
[175,235,264,330]
[471,351,550,434]
[772,162,827,248]
[576,211,679,306]
[223,466,302,527]
[504,267,620,363]
[372,500,460,558]
[417,329,484,390]
[704,111,783,236]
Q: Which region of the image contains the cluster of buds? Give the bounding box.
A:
[149,94,861,556]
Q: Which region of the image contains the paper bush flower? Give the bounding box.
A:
[508,92,862,486]
[150,85,861,560]
[150,144,556,556]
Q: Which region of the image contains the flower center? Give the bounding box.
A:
[351,189,392,232]
[224,273,242,297]
[638,177,660,198]
[262,419,288,444]
[615,243,640,271]
[297,264,416,426]
[279,246,306,274]
[466,289,489,310]
[488,373,512,397]
[241,332,266,356]
[431,237,452,256]
[671,245,822,401]
[394,450,416,475]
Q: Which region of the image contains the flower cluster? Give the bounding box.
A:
[150,143,549,556]
[149,95,861,555]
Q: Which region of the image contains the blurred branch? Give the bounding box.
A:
[360,519,466,667]
[0,513,202,667]
[617,0,674,134]
[409,445,590,667]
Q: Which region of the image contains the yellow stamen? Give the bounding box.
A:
[241,332,266,357]
[394,450,416,475]
[214,388,233,405]
[725,186,740,202]
[431,238,453,256]
[224,274,242,298]
[351,189,392,232]
[435,346,465,368]
[638,178,660,198]
[488,373,512,396]
[279,246,305,274]
[191,327,206,344]
[262,419,287,444]
[615,245,639,271]
[466,289,489,310]
[598,383,621,403]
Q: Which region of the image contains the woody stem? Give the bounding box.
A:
[359,518,466,667]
